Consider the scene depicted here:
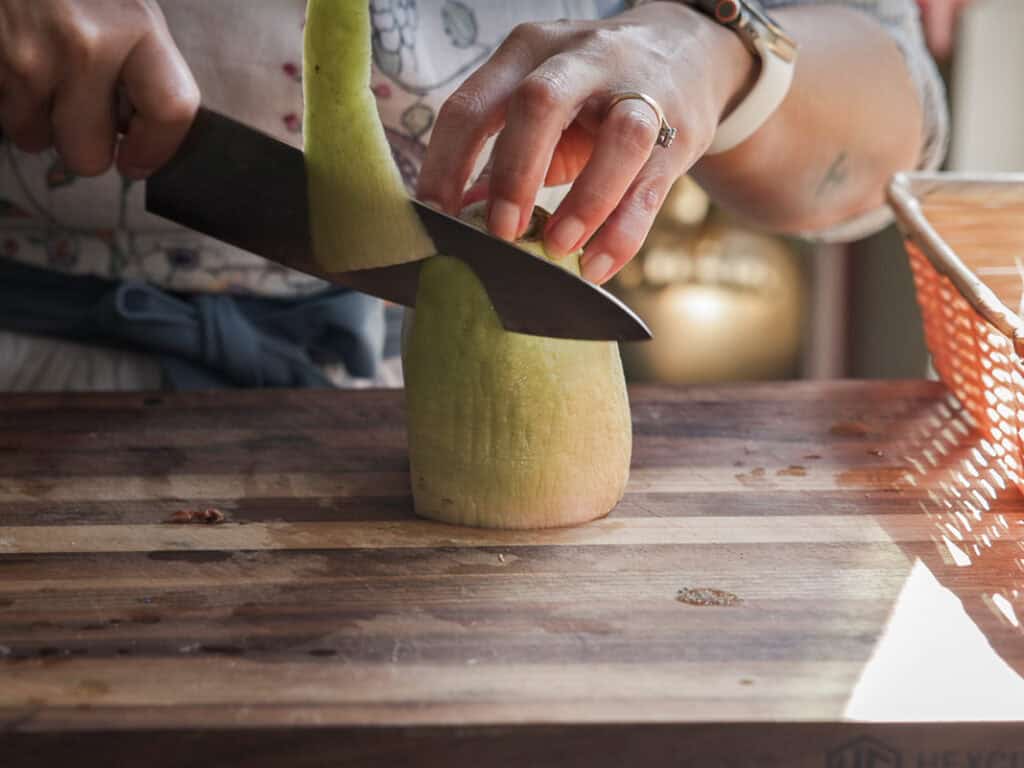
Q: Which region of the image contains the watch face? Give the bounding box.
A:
[709,0,776,30]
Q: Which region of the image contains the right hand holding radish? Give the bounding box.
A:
[0,0,199,179]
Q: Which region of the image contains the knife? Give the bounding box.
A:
[144,107,651,342]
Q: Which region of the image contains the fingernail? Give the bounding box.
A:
[547,216,586,258]
[488,198,520,240]
[582,252,614,284]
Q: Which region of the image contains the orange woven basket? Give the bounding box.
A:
[888,173,1024,487]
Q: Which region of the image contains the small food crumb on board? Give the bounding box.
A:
[676,587,741,607]
[830,421,870,437]
[166,508,225,525]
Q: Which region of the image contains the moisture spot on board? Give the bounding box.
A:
[676,587,741,607]
[836,467,908,490]
[309,648,338,657]
[776,465,807,478]
[830,421,870,438]
[734,467,768,487]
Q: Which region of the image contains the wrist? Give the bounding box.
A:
[633,0,797,155]
[634,2,759,128]
[698,8,761,123]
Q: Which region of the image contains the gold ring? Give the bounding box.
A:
[606,91,677,149]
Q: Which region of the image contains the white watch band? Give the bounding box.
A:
[705,33,796,155]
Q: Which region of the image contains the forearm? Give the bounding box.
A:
[692,5,925,236]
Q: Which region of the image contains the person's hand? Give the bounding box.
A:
[917,0,975,60]
[416,3,753,284]
[0,0,200,178]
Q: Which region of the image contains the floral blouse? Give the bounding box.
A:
[0,0,945,298]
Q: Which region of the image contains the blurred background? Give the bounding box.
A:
[608,0,1021,385]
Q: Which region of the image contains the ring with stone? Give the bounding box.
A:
[606,91,677,149]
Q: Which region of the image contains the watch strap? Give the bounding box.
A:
[705,33,796,155]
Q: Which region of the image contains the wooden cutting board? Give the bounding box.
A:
[1,382,1023,766]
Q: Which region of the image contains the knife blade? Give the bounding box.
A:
[145,107,651,342]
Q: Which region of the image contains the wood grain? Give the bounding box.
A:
[2,382,1023,766]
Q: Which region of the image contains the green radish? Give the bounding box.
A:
[402,206,632,529]
[303,4,632,529]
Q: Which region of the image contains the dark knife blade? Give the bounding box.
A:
[145,107,651,341]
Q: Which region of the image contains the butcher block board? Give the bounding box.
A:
[1,382,1023,766]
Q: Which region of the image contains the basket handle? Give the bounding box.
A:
[887,173,1024,359]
